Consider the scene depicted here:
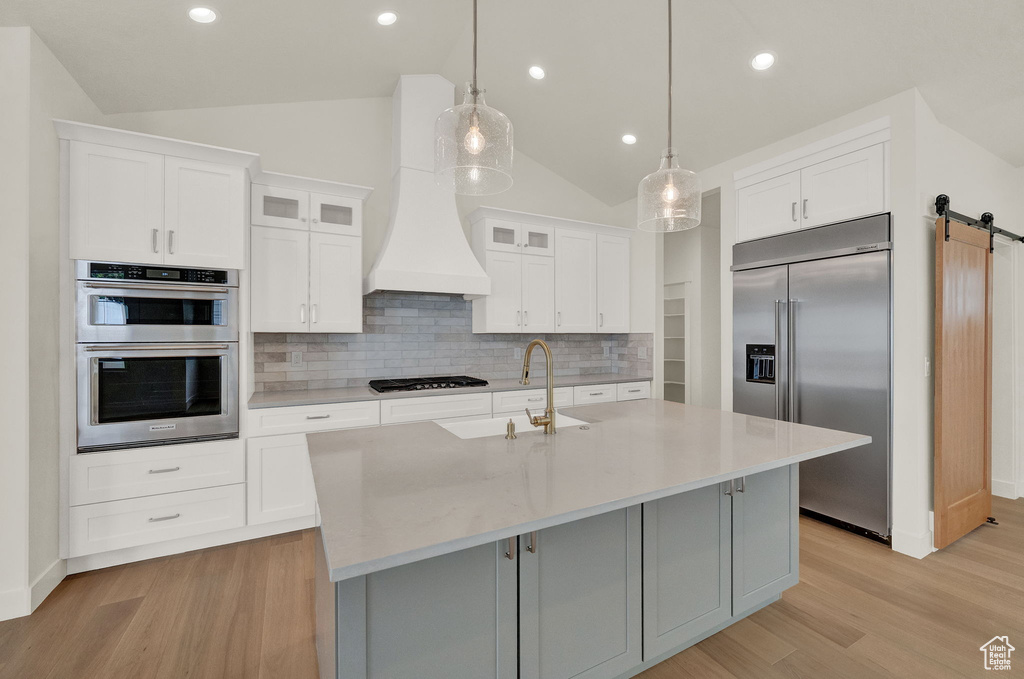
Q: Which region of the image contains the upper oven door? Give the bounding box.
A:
[76,342,239,452]
[76,280,238,343]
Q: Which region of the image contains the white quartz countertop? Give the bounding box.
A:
[247,372,649,409]
[308,399,870,582]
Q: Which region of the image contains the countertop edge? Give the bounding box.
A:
[323,433,870,582]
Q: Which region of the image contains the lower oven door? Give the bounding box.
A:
[77,343,239,452]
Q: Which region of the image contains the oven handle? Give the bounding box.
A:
[84,344,231,352]
[83,281,231,294]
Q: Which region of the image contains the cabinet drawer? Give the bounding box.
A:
[69,484,245,557]
[617,381,651,401]
[246,400,380,437]
[573,384,617,405]
[380,393,492,425]
[69,439,243,506]
[492,387,572,414]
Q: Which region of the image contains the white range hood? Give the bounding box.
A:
[364,75,491,296]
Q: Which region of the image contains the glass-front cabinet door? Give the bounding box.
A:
[310,192,361,237]
[521,224,555,257]
[251,184,309,230]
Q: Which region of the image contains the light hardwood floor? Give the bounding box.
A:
[1,497,1021,678]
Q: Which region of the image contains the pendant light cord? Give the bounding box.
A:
[666,0,673,159]
[471,0,479,102]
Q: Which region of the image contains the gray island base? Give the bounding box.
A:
[307,399,869,679]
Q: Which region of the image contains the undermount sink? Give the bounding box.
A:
[440,412,589,440]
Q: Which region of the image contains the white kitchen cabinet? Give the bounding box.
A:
[479,250,524,333]
[492,387,573,415]
[69,141,165,265]
[164,157,245,269]
[642,483,731,660]
[735,171,801,243]
[251,184,310,230]
[310,192,361,237]
[731,465,799,616]
[800,144,885,229]
[574,384,616,405]
[246,434,316,526]
[616,381,651,401]
[310,232,362,332]
[555,229,598,333]
[521,254,556,333]
[246,400,381,437]
[481,218,526,254]
[379,392,492,425]
[250,226,310,333]
[519,506,642,679]
[596,234,630,332]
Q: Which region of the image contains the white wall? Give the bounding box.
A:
[105,96,656,334]
[0,27,33,621]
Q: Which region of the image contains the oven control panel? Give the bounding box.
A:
[88,262,230,285]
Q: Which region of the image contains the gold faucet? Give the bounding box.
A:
[520,339,556,434]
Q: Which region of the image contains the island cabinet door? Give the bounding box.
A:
[641,484,731,661]
[519,506,642,679]
[329,540,517,679]
[731,464,800,616]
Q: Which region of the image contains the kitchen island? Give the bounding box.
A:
[308,398,869,679]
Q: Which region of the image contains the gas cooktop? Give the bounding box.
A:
[368,376,489,394]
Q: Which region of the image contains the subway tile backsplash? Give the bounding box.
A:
[253,292,653,392]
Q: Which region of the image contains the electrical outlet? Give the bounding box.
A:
[291,351,303,367]
[639,346,648,360]
[924,356,931,377]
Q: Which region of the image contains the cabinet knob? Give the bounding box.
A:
[312,218,319,223]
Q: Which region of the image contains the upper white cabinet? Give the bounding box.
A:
[164,157,245,269]
[249,173,371,334]
[60,122,257,269]
[734,120,889,243]
[555,229,598,333]
[596,235,630,333]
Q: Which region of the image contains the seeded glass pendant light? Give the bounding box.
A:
[434,0,513,195]
[637,0,701,232]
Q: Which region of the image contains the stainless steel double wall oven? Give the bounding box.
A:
[75,261,240,452]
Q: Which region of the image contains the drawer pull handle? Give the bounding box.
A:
[148,513,181,523]
[589,392,604,396]
[527,397,544,402]
[148,467,181,474]
[306,414,331,420]
[627,389,641,393]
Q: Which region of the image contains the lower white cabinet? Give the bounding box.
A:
[492,387,572,415]
[69,484,245,557]
[616,381,651,401]
[380,392,491,425]
[574,384,616,405]
[519,507,642,679]
[641,465,799,660]
[247,400,381,437]
[246,434,316,526]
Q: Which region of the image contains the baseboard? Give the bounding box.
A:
[891,526,934,559]
[66,514,315,574]
[0,586,30,622]
[30,558,66,611]
[992,479,1019,500]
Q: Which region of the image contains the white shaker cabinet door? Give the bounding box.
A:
[246,434,316,526]
[735,170,801,243]
[164,157,245,269]
[310,192,361,237]
[251,184,309,231]
[555,229,598,333]
[69,141,165,265]
[800,143,885,228]
[309,232,362,333]
[250,226,310,333]
[482,250,523,333]
[519,506,642,679]
[596,234,630,333]
[482,218,523,254]
[521,254,555,333]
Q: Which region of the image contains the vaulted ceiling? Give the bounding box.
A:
[3,0,1022,205]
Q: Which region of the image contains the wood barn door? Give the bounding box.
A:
[934,218,993,549]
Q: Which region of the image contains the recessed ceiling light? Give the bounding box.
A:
[377,11,398,26]
[188,7,217,23]
[528,66,545,80]
[622,134,637,145]
[751,52,776,71]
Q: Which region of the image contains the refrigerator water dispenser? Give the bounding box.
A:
[745,344,775,384]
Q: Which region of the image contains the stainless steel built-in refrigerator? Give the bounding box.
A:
[732,214,892,541]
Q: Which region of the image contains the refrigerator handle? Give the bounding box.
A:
[774,299,783,421]
[788,298,797,422]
